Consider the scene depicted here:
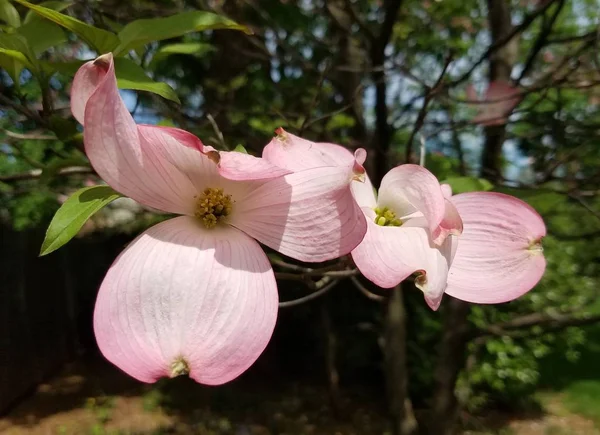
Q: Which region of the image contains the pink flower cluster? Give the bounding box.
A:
[71,54,546,385]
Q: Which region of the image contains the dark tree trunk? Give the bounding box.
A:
[430,1,516,434]
[428,299,471,435]
[384,287,418,435]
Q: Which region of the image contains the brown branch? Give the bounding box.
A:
[472,312,600,345]
[350,276,385,303]
[370,0,404,185]
[2,129,55,141]
[0,93,46,126]
[516,0,566,84]
[404,54,452,163]
[278,278,339,308]
[452,0,559,85]
[0,166,93,183]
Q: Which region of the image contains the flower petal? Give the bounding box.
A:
[445,192,546,303]
[351,212,452,310]
[351,175,377,209]
[431,199,463,245]
[441,183,453,199]
[263,128,365,175]
[229,166,367,262]
[71,57,106,125]
[378,164,446,234]
[475,81,522,126]
[74,54,208,214]
[94,216,278,385]
[217,150,292,181]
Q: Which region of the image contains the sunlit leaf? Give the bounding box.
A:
[40,185,122,256]
[0,33,36,72]
[149,41,215,67]
[442,176,494,194]
[0,0,20,27]
[113,11,250,56]
[13,0,119,53]
[22,0,70,24]
[233,144,248,154]
[113,57,180,104]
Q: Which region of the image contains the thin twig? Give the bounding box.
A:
[404,54,452,162]
[279,279,340,308]
[206,113,229,150]
[350,276,385,303]
[2,129,56,141]
[0,166,93,183]
[419,134,426,167]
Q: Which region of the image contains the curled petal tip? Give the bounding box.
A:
[425,294,443,311]
[352,148,367,180]
[274,127,287,141]
[354,148,367,165]
[93,53,113,68]
[207,150,221,164]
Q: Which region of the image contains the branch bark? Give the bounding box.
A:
[383,285,418,435]
[430,2,517,434]
[370,0,402,185]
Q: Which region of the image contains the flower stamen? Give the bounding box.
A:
[195,187,233,229]
[374,207,403,227]
[170,357,189,378]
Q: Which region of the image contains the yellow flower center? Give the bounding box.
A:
[374,207,403,227]
[194,187,233,229]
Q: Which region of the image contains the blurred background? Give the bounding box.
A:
[1,0,599,434]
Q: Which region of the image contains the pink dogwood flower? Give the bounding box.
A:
[350,164,463,309]
[265,132,547,309]
[466,81,522,126]
[71,54,367,385]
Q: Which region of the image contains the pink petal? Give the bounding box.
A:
[378,164,446,235]
[465,83,478,102]
[441,183,453,199]
[94,216,278,385]
[351,212,452,310]
[230,166,367,262]
[74,54,209,214]
[351,174,377,209]
[445,192,546,304]
[71,57,106,125]
[263,128,365,175]
[217,150,292,181]
[475,81,522,126]
[431,199,463,245]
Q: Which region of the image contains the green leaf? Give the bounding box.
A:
[113,11,250,56]
[149,41,215,67]
[0,52,22,82]
[18,2,70,54]
[13,0,119,53]
[0,0,20,27]
[233,144,248,154]
[22,0,70,24]
[0,47,32,71]
[40,58,84,75]
[18,20,67,54]
[441,176,494,194]
[40,185,122,256]
[114,57,180,104]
